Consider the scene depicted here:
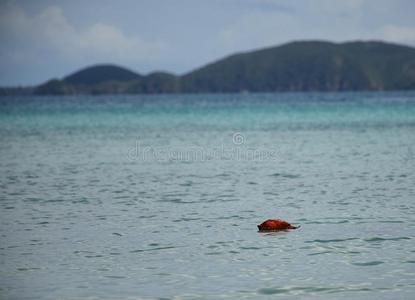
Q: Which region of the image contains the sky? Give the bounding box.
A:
[1,0,415,86]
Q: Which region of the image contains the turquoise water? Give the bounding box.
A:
[1,92,415,299]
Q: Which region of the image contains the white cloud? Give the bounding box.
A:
[217,10,300,53]
[216,0,415,56]
[216,8,359,54]
[380,25,415,45]
[0,3,168,68]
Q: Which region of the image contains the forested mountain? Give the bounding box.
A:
[3,41,414,95]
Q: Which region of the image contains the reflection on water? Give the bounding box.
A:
[1,92,415,299]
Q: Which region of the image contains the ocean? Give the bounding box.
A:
[1,92,415,299]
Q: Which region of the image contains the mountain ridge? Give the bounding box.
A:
[2,40,415,95]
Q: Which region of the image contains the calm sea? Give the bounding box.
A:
[1,92,415,300]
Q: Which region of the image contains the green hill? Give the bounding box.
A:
[182,41,415,92]
[64,64,141,85]
[29,40,415,95]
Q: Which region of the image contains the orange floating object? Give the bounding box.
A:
[257,219,299,231]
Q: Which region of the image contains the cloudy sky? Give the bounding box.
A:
[1,0,415,86]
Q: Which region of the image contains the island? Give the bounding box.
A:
[2,40,415,95]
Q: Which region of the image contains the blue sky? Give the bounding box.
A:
[1,0,415,86]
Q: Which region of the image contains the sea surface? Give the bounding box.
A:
[1,92,415,300]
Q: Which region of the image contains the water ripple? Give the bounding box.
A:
[270,173,301,179]
[364,237,411,242]
[352,261,384,266]
[130,246,176,253]
[305,238,359,244]
[257,284,394,295]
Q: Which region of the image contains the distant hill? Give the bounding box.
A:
[7,40,415,95]
[64,64,141,85]
[181,41,415,92]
